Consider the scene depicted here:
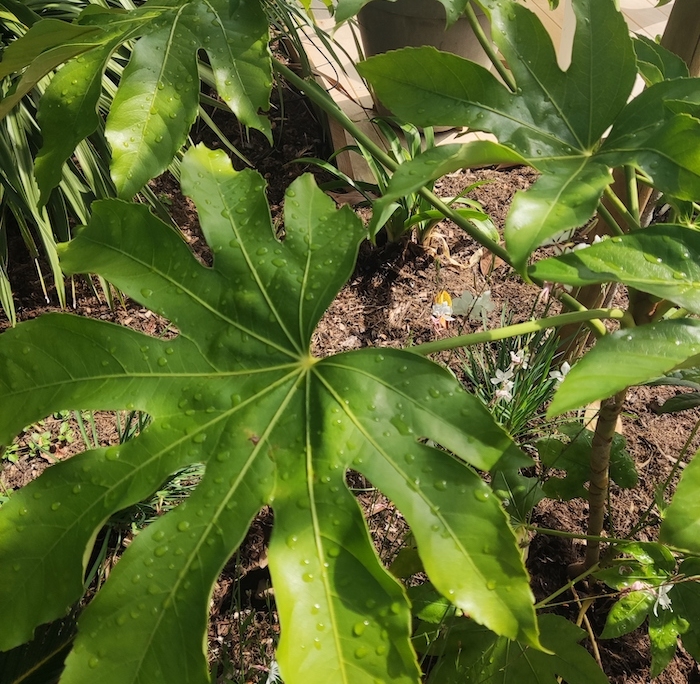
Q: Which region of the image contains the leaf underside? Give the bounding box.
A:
[0,144,538,684]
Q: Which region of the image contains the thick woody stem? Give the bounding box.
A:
[583,389,628,570]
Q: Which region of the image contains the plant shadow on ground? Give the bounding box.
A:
[1,77,700,684]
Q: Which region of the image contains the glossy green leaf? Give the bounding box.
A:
[10,0,272,200]
[661,448,700,553]
[649,608,688,677]
[426,614,609,684]
[34,41,119,207]
[672,558,700,661]
[549,320,700,416]
[0,144,538,684]
[506,160,612,269]
[598,79,700,201]
[359,0,700,268]
[600,591,655,639]
[103,0,271,198]
[367,141,525,238]
[530,225,700,314]
[633,35,689,85]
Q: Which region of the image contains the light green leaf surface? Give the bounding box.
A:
[598,79,700,201]
[506,160,611,270]
[104,0,271,198]
[35,42,119,207]
[426,614,609,684]
[649,608,688,678]
[358,0,637,269]
[0,144,537,684]
[600,591,655,639]
[549,320,700,415]
[530,225,700,314]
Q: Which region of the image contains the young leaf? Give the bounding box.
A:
[530,226,700,315]
[426,614,609,684]
[649,608,688,678]
[0,144,538,684]
[600,591,655,639]
[549,320,700,415]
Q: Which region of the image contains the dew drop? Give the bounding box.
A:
[302,572,314,583]
[154,546,168,557]
[355,647,368,659]
[140,288,153,298]
[88,657,99,669]
[177,521,190,532]
[434,480,448,491]
[51,502,61,511]
[474,489,490,502]
[487,579,497,590]
[353,621,368,636]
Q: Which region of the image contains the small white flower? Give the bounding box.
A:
[266,660,283,684]
[549,361,571,387]
[653,584,673,617]
[495,386,513,402]
[510,350,528,369]
[490,368,514,386]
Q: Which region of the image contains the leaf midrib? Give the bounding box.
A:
[75,232,299,359]
[312,365,512,618]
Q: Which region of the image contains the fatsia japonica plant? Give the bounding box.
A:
[0,144,542,683]
[0,0,272,203]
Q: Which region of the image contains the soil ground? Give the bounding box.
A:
[1,74,700,684]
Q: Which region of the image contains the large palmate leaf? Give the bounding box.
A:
[4,0,271,203]
[0,144,538,684]
[425,614,609,684]
[358,0,700,271]
[550,320,700,415]
[530,225,700,314]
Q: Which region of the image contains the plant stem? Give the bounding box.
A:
[535,562,601,609]
[624,165,640,224]
[603,186,641,232]
[463,1,517,91]
[595,201,625,237]
[582,389,628,571]
[525,525,628,545]
[272,59,512,262]
[410,308,624,356]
